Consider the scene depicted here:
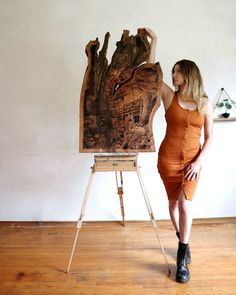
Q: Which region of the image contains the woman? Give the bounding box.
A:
[141,28,213,283]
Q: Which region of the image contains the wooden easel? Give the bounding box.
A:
[66,154,171,275]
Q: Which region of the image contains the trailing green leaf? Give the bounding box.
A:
[217,102,224,107]
[225,103,232,109]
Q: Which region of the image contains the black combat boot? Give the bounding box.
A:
[176,232,191,264]
[176,241,190,283]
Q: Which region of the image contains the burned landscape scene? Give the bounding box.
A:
[80,29,162,152]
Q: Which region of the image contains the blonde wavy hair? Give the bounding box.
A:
[172,59,210,115]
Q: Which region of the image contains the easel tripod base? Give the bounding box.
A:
[66,154,171,276]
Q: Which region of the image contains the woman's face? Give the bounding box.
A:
[172,64,185,87]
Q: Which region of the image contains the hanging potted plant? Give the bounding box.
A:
[216,98,236,118]
[215,88,236,118]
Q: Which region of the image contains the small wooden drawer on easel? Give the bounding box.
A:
[94,155,138,172]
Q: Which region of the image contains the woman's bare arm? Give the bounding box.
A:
[185,101,213,181]
[140,27,174,110]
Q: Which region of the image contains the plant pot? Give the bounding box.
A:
[222,113,230,118]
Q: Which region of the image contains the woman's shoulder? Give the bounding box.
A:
[201,96,213,116]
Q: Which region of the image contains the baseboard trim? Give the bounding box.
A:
[0,217,235,227]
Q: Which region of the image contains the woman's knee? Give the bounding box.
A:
[169,199,178,210]
[178,201,190,215]
[178,191,192,215]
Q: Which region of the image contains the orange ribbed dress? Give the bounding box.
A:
[157,93,205,201]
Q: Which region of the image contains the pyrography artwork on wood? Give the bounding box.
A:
[80,29,162,153]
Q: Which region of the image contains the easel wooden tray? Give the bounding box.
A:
[94,154,138,172]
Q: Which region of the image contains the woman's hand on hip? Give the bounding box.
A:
[185,161,201,181]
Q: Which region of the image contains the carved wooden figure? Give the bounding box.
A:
[80,29,162,153]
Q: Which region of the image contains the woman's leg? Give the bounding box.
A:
[175,190,192,283]
[168,199,179,233]
[178,190,193,243]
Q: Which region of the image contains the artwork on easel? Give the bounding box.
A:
[213,88,236,121]
[79,29,162,153]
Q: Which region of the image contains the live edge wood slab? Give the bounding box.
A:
[80,29,162,153]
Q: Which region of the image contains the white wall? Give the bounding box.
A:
[0,0,235,221]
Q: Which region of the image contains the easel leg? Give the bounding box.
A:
[115,171,125,226]
[136,167,171,276]
[66,167,95,273]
